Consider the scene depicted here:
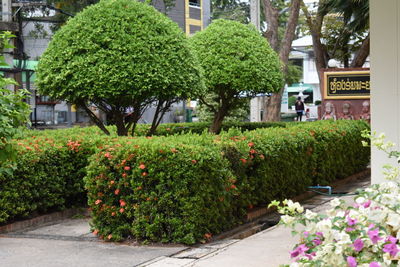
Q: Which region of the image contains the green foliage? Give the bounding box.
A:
[0,31,31,164]
[191,19,283,98]
[36,0,203,135]
[288,95,297,108]
[3,120,369,244]
[285,62,302,86]
[197,93,250,122]
[190,19,283,133]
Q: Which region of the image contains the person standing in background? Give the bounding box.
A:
[295,97,305,122]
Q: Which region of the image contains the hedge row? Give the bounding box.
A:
[85,120,370,244]
[1,120,370,245]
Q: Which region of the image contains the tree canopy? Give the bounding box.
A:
[36,0,204,136]
[190,19,283,133]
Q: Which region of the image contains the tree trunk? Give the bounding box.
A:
[210,106,228,134]
[263,88,283,121]
[351,34,370,68]
[263,0,301,122]
[114,111,128,136]
[78,102,110,135]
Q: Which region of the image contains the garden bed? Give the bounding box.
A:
[0,120,370,244]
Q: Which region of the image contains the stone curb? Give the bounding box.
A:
[0,207,89,234]
[211,168,371,241]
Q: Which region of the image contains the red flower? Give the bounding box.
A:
[114,189,120,195]
[259,154,265,160]
[191,160,197,164]
[124,166,130,171]
[110,180,115,185]
[111,212,116,216]
[139,164,146,170]
[104,152,111,159]
[248,204,254,209]
[93,229,99,235]
[171,148,178,153]
[240,158,247,163]
[248,142,254,147]
[142,172,148,177]
[204,233,212,239]
[230,184,237,189]
[119,208,125,213]
[122,173,127,178]
[119,200,126,207]
[95,199,102,205]
[249,149,256,154]
[107,234,112,240]
[136,186,142,191]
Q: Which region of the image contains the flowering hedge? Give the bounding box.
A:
[86,120,369,244]
[1,120,369,244]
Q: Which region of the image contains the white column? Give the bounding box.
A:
[370,0,400,183]
[250,0,260,31]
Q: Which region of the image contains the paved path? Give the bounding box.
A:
[0,218,185,267]
[0,175,370,267]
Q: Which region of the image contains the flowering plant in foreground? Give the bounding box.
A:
[271,132,400,267]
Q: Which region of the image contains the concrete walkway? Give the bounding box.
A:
[0,175,370,267]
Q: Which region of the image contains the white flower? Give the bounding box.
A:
[387,213,400,231]
[356,197,366,204]
[330,198,341,207]
[281,215,295,225]
[305,209,317,220]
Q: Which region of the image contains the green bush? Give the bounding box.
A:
[36,0,204,136]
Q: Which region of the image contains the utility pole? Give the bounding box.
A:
[250,0,260,31]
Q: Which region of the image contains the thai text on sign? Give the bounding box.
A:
[324,70,370,99]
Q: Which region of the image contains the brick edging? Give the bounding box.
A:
[0,207,89,234]
[246,168,371,221]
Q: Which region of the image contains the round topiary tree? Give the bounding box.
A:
[36,0,204,136]
[190,19,284,133]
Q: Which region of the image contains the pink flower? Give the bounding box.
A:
[315,232,323,237]
[363,200,372,208]
[369,262,380,267]
[312,237,322,246]
[303,231,309,238]
[347,256,357,267]
[347,216,357,226]
[346,227,355,232]
[353,238,364,252]
[383,243,399,257]
[386,236,397,244]
[290,244,308,258]
[304,252,316,260]
[368,228,382,244]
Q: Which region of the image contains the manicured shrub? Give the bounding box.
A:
[36,0,204,136]
[190,19,283,133]
[84,134,237,244]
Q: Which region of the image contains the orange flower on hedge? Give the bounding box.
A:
[249,149,256,154]
[114,189,120,195]
[111,212,116,216]
[204,233,212,239]
[110,180,115,185]
[139,164,146,170]
[230,184,237,189]
[171,148,178,153]
[240,158,247,163]
[142,172,148,177]
[259,154,265,160]
[119,208,124,213]
[107,234,112,240]
[124,166,130,171]
[248,142,254,147]
[191,160,197,164]
[122,173,127,178]
[95,199,102,205]
[93,229,99,235]
[104,152,111,159]
[119,200,126,207]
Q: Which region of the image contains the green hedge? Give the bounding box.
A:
[85,120,369,244]
[1,120,370,245]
